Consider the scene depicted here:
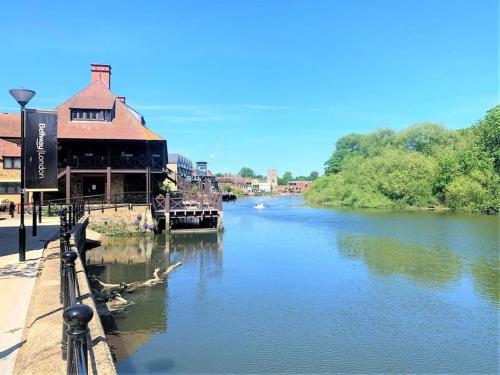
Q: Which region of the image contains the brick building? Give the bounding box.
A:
[0,64,168,203]
[0,139,21,204]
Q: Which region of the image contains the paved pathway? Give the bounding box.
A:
[0,214,59,375]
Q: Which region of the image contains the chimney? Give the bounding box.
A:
[91,64,111,88]
[117,96,126,103]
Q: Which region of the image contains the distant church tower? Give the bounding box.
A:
[267,169,278,190]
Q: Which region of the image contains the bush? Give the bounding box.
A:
[445,176,488,211]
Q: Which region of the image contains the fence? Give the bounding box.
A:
[59,208,93,375]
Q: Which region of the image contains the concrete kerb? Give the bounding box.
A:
[13,216,116,375]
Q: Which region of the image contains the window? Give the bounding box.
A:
[0,182,21,194]
[3,157,21,169]
[70,109,112,122]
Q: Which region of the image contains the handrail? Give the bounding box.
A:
[45,191,149,206]
[59,208,93,375]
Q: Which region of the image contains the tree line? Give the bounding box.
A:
[304,106,500,213]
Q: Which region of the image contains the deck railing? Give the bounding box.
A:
[58,155,164,170]
[152,188,222,212]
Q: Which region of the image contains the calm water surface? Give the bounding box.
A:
[87,195,499,374]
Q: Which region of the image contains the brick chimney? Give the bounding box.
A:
[91,64,111,88]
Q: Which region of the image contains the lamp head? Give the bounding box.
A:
[9,88,36,107]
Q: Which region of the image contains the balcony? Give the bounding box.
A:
[58,154,163,170]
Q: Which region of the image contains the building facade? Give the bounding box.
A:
[0,139,21,204]
[0,64,168,203]
[267,169,278,191]
[167,154,193,180]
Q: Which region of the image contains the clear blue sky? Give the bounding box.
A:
[0,0,497,176]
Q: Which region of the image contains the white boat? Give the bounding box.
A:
[254,203,265,209]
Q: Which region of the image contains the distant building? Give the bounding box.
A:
[217,174,252,192]
[258,182,272,193]
[168,154,193,179]
[196,161,208,178]
[267,169,278,190]
[192,161,218,190]
[287,181,311,193]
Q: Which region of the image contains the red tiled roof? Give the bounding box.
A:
[59,79,116,109]
[0,113,20,139]
[0,139,20,160]
[0,74,165,142]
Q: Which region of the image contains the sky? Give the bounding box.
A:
[0,0,497,176]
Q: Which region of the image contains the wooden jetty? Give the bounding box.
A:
[151,176,223,233]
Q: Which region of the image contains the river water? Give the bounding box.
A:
[87,195,499,374]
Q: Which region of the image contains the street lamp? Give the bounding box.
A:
[9,88,36,262]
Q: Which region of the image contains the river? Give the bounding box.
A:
[87,195,499,374]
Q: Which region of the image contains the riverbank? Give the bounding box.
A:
[87,206,156,236]
[304,191,499,214]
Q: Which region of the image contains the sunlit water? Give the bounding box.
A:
[87,195,499,374]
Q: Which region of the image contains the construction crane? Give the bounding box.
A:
[209,130,227,163]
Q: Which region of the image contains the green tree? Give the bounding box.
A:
[309,171,319,180]
[306,106,500,213]
[279,171,294,185]
[239,167,255,178]
[474,105,500,172]
[324,133,365,174]
[396,123,454,155]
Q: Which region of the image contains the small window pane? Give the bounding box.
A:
[0,185,5,193]
[13,158,21,169]
[4,158,12,168]
[7,185,16,194]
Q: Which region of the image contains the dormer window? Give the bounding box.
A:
[71,109,112,122]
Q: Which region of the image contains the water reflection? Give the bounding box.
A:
[86,232,224,362]
[337,234,463,287]
[472,257,500,305]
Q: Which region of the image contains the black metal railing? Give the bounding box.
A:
[45,191,149,213]
[59,208,93,375]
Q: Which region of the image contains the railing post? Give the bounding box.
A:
[60,232,71,302]
[101,199,104,213]
[48,201,52,216]
[68,206,73,230]
[61,250,77,360]
[72,205,76,226]
[63,304,93,375]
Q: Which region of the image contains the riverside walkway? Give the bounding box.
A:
[0,215,59,375]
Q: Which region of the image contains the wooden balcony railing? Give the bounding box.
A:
[58,155,164,170]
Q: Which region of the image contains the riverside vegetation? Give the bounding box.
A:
[305,106,500,212]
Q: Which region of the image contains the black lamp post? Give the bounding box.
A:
[9,88,36,262]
